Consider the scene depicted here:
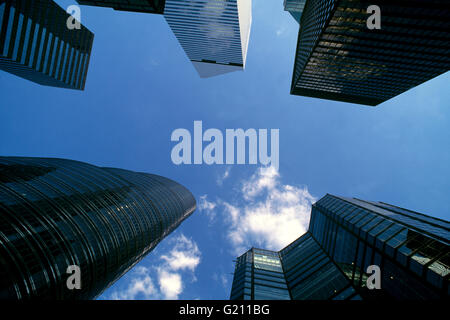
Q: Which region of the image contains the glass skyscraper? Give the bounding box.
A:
[283,0,306,23]
[0,0,94,90]
[230,248,291,300]
[0,157,196,300]
[75,0,252,78]
[289,0,450,106]
[230,194,449,300]
[75,0,165,14]
[164,0,252,78]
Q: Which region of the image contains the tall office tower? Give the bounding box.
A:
[230,194,449,300]
[0,157,196,300]
[290,0,450,106]
[164,0,252,78]
[283,0,306,23]
[75,0,165,14]
[230,248,291,300]
[0,0,94,90]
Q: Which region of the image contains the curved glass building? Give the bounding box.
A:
[0,157,196,300]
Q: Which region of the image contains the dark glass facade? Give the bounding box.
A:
[279,232,360,300]
[230,194,449,300]
[284,0,306,23]
[0,157,196,300]
[230,248,290,300]
[76,0,165,14]
[0,0,94,90]
[290,0,450,106]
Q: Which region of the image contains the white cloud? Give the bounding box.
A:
[198,195,217,212]
[198,195,217,223]
[160,234,201,272]
[242,166,279,199]
[158,270,183,300]
[134,266,150,275]
[216,167,231,186]
[202,167,316,254]
[110,234,201,300]
[110,270,158,300]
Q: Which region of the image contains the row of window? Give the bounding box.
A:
[164,0,245,65]
[312,195,449,297]
[0,1,92,89]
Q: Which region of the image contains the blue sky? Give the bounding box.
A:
[0,1,449,300]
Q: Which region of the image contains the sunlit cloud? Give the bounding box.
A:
[161,234,201,272]
[198,166,316,255]
[109,234,201,300]
[158,270,182,300]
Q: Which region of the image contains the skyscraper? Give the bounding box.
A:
[230,194,449,300]
[75,0,165,14]
[283,0,306,23]
[164,0,252,78]
[74,0,252,78]
[289,0,450,106]
[0,157,196,300]
[230,247,291,300]
[0,0,94,90]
